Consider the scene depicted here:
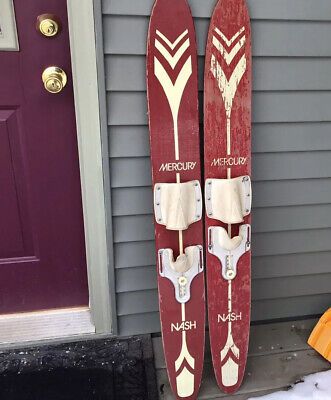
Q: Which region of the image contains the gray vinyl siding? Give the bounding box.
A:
[101,0,331,336]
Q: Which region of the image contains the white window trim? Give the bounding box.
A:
[0,0,19,51]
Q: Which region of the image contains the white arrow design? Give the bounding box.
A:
[174,303,195,397]
[220,280,240,387]
[155,37,190,69]
[156,29,189,50]
[214,26,245,47]
[154,30,196,397]
[211,54,246,155]
[154,55,192,160]
[211,53,246,118]
[212,35,246,65]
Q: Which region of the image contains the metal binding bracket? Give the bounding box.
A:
[158,246,204,303]
[208,225,251,280]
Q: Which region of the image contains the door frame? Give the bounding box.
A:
[67,0,116,335]
[0,0,116,345]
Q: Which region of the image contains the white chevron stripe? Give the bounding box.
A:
[220,281,240,387]
[154,56,192,159]
[175,331,195,371]
[211,53,246,119]
[212,35,246,65]
[156,29,189,50]
[214,26,245,47]
[155,38,190,69]
[175,304,195,396]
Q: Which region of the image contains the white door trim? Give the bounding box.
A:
[67,0,113,334]
[0,307,95,345]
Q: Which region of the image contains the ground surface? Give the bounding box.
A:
[248,370,331,399]
[0,335,157,400]
[154,319,330,399]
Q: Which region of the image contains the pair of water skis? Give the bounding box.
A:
[147,0,251,398]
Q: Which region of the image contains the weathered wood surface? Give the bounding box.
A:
[154,319,330,399]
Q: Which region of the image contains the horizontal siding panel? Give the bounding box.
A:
[252,152,331,181]
[113,204,331,243]
[116,252,331,299]
[103,0,331,20]
[253,252,331,280]
[114,241,156,268]
[112,187,153,215]
[118,293,330,335]
[110,157,151,188]
[113,215,154,243]
[112,179,331,216]
[252,293,331,322]
[118,312,161,336]
[253,274,331,300]
[103,0,331,335]
[116,253,331,293]
[108,92,331,125]
[253,204,331,233]
[109,123,331,158]
[113,229,331,268]
[116,266,157,293]
[254,228,331,257]
[109,126,150,158]
[117,289,158,315]
[110,152,331,188]
[103,17,331,57]
[106,56,331,92]
[117,275,331,315]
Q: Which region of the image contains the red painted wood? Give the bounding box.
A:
[147,1,205,398]
[0,0,88,313]
[204,0,252,393]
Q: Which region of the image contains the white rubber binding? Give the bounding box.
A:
[154,181,202,230]
[205,176,251,224]
[208,225,251,280]
[158,246,204,303]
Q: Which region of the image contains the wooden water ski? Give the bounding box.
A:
[204,0,252,393]
[147,1,205,398]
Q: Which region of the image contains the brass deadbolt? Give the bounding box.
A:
[37,14,60,37]
[42,67,67,94]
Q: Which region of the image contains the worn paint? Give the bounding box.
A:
[204,0,252,394]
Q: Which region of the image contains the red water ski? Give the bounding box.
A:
[204,0,252,393]
[147,1,205,398]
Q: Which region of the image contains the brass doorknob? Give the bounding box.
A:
[42,67,67,94]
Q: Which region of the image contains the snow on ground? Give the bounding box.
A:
[248,370,331,400]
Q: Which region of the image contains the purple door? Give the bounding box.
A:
[0,0,89,314]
